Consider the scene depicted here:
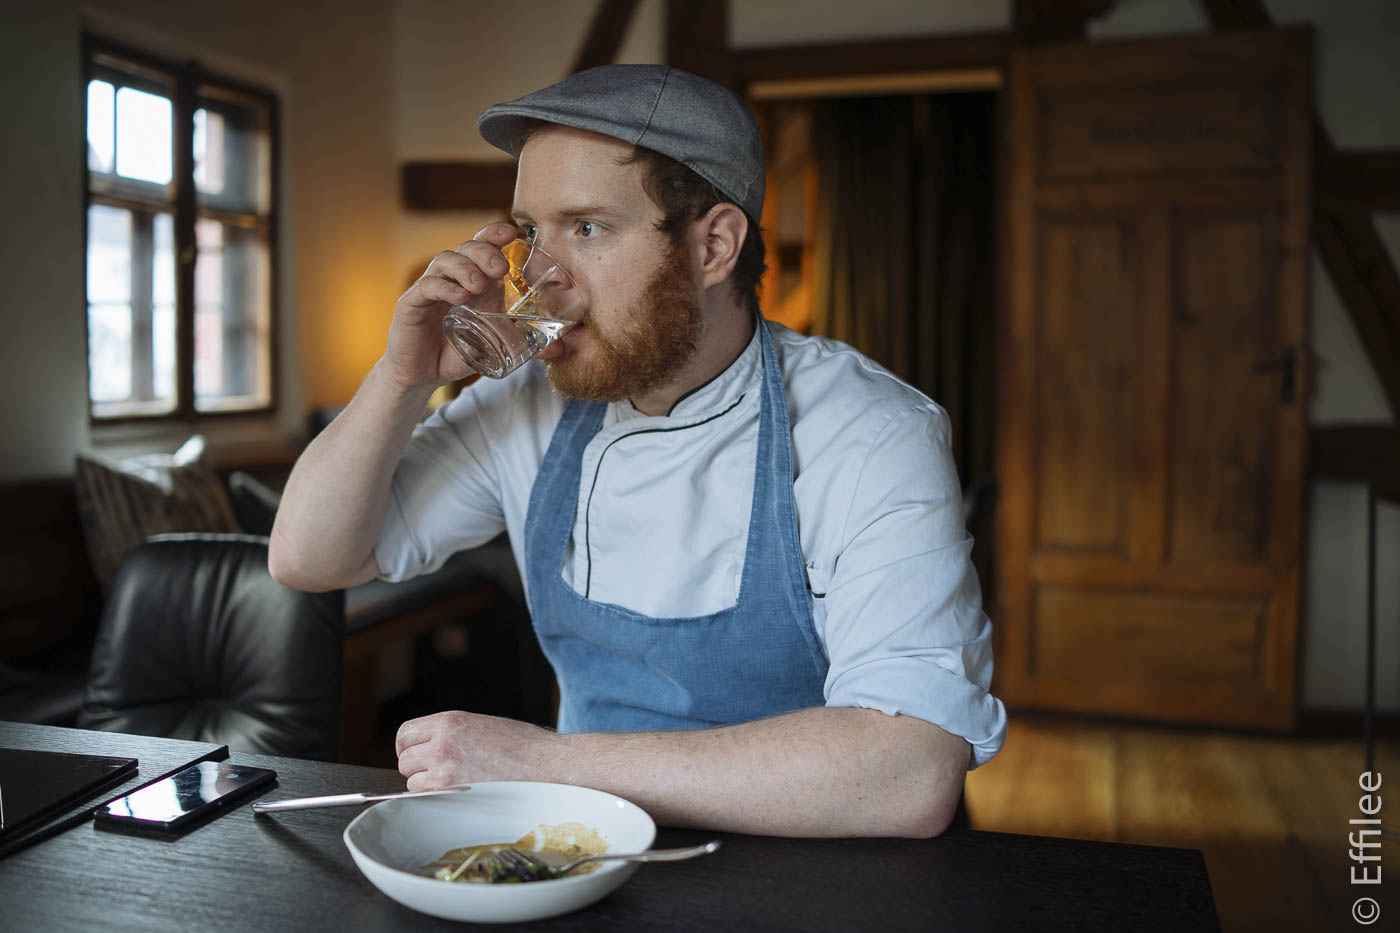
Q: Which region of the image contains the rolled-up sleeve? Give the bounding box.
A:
[374,389,507,582]
[819,406,1007,768]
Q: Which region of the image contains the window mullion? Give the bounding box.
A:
[174,60,198,417]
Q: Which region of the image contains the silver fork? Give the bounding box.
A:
[490,840,720,880]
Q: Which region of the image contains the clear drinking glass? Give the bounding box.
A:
[441,238,576,378]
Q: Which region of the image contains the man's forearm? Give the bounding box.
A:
[542,707,969,839]
[269,358,437,590]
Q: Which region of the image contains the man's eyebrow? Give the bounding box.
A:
[511,205,626,223]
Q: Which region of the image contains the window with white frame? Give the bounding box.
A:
[84,35,278,420]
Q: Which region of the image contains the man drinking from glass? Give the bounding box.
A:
[269,65,1006,838]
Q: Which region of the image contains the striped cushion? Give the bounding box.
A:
[74,442,240,589]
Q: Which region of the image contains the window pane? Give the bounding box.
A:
[194,89,271,212]
[194,219,272,410]
[193,108,227,196]
[152,212,176,306]
[87,204,131,403]
[87,80,115,173]
[153,214,177,401]
[88,303,132,402]
[87,205,177,415]
[87,204,130,304]
[115,86,172,185]
[194,219,223,398]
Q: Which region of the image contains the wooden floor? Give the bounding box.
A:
[964,713,1398,933]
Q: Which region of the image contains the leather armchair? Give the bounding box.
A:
[78,534,344,761]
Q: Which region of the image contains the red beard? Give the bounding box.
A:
[546,240,702,403]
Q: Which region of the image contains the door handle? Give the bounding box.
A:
[1253,346,1296,403]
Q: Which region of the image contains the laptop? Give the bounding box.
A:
[0,747,138,842]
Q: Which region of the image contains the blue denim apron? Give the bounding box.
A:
[523,318,829,732]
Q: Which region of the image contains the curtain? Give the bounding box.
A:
[809,93,999,593]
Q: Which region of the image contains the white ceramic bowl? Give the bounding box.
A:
[343,781,656,924]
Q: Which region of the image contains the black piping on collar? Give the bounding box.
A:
[632,316,758,418]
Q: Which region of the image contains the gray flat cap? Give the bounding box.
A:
[478,64,764,222]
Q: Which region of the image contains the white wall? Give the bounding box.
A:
[1306,483,1400,712]
[0,6,90,481]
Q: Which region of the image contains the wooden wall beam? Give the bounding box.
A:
[1310,426,1400,501]
[1314,209,1400,412]
[735,31,1013,86]
[401,161,515,211]
[571,0,642,74]
[1195,0,1270,30]
[1202,0,1400,417]
[1014,0,1116,42]
[666,0,735,91]
[1319,149,1400,212]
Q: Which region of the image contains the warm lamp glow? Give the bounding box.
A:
[301,273,395,409]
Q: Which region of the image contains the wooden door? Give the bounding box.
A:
[996,29,1312,730]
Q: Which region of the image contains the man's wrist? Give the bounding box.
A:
[370,356,439,410]
[530,728,583,785]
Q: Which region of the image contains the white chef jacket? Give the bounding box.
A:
[376,321,1007,767]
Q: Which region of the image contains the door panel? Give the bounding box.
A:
[996,29,1311,730]
[1030,585,1268,685]
[1038,82,1285,179]
[1035,218,1138,556]
[1169,213,1280,566]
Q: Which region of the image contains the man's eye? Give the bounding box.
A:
[522,225,538,242]
[576,221,595,237]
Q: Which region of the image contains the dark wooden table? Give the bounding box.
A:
[0,722,1219,931]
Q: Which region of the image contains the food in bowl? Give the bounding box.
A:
[417,822,608,884]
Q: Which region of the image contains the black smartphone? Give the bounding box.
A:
[94,760,276,837]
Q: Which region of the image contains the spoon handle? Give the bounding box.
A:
[570,840,721,871]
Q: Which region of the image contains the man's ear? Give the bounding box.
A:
[694,203,748,292]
